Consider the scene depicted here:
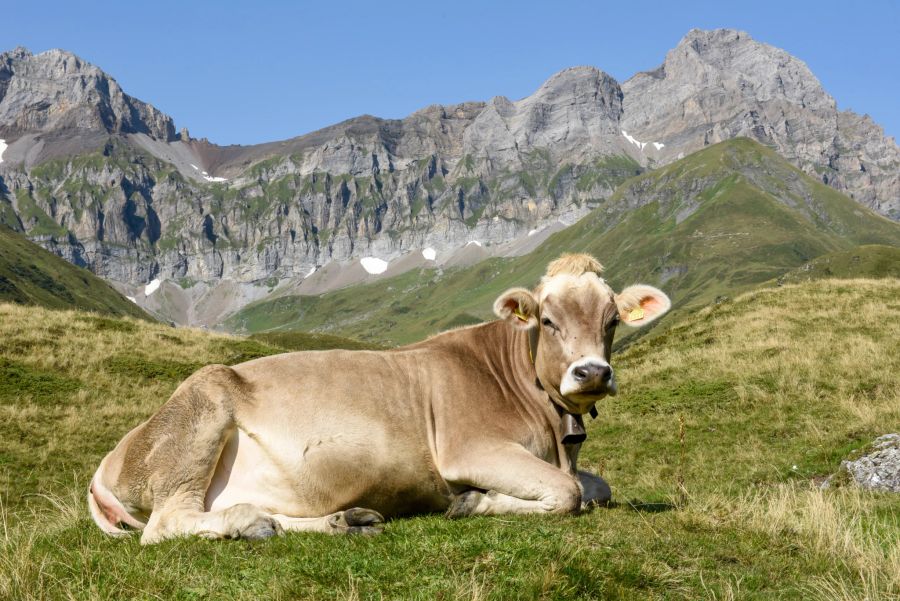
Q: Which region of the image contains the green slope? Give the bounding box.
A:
[0,225,151,319]
[774,244,900,284]
[224,139,900,345]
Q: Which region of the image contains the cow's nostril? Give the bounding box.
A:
[599,365,612,382]
[573,366,589,381]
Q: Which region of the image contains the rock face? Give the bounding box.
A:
[825,434,900,493]
[0,47,175,144]
[0,50,638,305]
[621,29,900,219]
[0,30,898,325]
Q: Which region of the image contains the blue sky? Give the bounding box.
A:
[3,0,898,145]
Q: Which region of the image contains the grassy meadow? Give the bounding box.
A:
[1,278,899,600]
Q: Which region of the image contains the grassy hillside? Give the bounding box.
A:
[249,330,385,351]
[224,138,900,346]
[775,244,900,285]
[0,224,150,320]
[1,279,898,599]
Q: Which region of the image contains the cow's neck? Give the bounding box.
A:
[519,325,587,446]
[487,322,582,462]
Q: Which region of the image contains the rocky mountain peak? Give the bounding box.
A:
[2,47,33,61]
[621,28,898,218]
[0,46,175,142]
[667,28,835,111]
[461,65,623,165]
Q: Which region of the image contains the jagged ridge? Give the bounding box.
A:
[0,30,897,328]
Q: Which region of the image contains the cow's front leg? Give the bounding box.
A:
[578,469,611,507]
[441,444,581,518]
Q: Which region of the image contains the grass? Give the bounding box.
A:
[774,245,900,285]
[1,278,898,599]
[0,225,151,320]
[225,139,900,346]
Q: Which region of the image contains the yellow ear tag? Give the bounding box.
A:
[627,306,645,322]
[513,307,528,322]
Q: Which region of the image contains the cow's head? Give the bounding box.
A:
[493,254,670,414]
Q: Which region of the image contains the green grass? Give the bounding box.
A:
[249,331,385,351]
[224,138,900,346]
[1,279,898,599]
[0,225,152,320]
[774,244,900,284]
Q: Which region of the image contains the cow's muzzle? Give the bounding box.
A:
[560,357,616,398]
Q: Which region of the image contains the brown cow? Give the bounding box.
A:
[88,253,670,544]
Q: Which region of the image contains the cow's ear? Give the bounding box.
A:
[615,285,671,327]
[494,287,539,330]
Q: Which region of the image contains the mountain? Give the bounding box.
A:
[224,138,900,345]
[621,29,900,220]
[0,224,151,318]
[0,30,898,327]
[0,47,175,154]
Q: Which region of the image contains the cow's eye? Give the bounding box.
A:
[608,316,620,328]
[541,317,556,330]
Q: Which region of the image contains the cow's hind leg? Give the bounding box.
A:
[116,365,280,545]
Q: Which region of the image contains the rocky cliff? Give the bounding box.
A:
[0,31,897,325]
[0,47,174,148]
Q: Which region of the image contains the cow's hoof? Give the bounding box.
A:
[329,507,385,535]
[445,490,483,519]
[239,515,282,540]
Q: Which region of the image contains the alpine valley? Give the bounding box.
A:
[0,28,898,331]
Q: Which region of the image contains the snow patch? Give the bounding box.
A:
[304,265,317,278]
[360,257,388,275]
[126,296,137,304]
[466,240,482,247]
[622,131,664,153]
[144,278,161,296]
[422,247,437,261]
[527,228,541,237]
[189,163,226,182]
[0,139,6,164]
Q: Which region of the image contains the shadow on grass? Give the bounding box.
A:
[612,499,677,513]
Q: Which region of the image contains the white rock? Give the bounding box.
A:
[126,296,137,304]
[422,248,437,261]
[0,138,6,164]
[466,240,482,247]
[360,257,388,274]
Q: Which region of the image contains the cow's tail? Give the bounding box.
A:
[87,463,145,536]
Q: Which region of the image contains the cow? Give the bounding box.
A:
[88,253,670,544]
